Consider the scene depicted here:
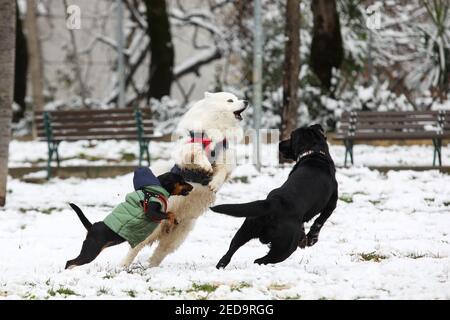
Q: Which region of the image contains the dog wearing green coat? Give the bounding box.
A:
[65,167,193,269]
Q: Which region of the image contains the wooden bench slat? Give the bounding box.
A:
[342,116,437,123]
[36,121,154,131]
[38,135,159,142]
[34,108,152,117]
[36,130,156,138]
[40,128,153,137]
[37,115,145,124]
[341,110,443,117]
[338,123,433,130]
[335,131,450,140]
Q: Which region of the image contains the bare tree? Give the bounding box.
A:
[25,0,44,112]
[13,1,28,123]
[0,0,16,206]
[280,0,300,141]
[63,0,88,106]
[310,0,343,91]
[145,0,174,101]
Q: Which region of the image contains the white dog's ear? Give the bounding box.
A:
[204,92,213,99]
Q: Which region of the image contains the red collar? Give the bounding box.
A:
[190,136,213,150]
[188,135,227,155]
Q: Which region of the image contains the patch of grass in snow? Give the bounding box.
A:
[424,198,435,204]
[356,252,388,262]
[48,287,78,297]
[168,287,183,295]
[124,290,137,298]
[268,283,291,291]
[97,287,110,295]
[19,207,60,215]
[40,207,60,215]
[406,252,443,259]
[443,201,450,207]
[231,176,249,184]
[230,282,251,292]
[77,153,103,161]
[102,272,115,279]
[339,194,353,203]
[369,199,382,206]
[189,283,218,293]
[23,292,38,300]
[284,294,302,300]
[120,152,137,162]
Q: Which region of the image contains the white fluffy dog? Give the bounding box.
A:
[121,92,248,267]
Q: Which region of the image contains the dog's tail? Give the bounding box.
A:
[69,203,92,230]
[210,199,278,218]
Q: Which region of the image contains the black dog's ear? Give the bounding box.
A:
[310,124,326,139]
[310,124,324,133]
[279,139,296,160]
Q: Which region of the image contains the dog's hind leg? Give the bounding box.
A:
[254,222,300,265]
[121,242,146,268]
[121,226,161,267]
[65,237,104,269]
[66,223,124,269]
[216,219,258,269]
[305,192,337,247]
[147,219,195,267]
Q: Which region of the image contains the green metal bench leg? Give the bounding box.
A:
[55,142,61,167]
[47,146,53,179]
[138,140,150,167]
[432,138,442,167]
[146,140,151,166]
[138,143,143,167]
[46,141,60,179]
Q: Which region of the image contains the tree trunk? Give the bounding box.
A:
[310,0,343,90]
[13,2,28,123]
[25,0,44,113]
[63,0,87,107]
[0,0,16,206]
[145,0,174,101]
[280,0,300,142]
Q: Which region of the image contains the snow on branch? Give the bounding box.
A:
[174,47,222,79]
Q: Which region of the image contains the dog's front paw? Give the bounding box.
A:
[208,178,223,192]
[305,232,319,247]
[306,235,318,247]
[298,235,308,249]
[197,158,213,173]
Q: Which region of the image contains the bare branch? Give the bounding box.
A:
[173,47,222,79]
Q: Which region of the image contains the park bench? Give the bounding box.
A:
[34,107,159,178]
[334,110,449,167]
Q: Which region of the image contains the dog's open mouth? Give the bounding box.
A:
[233,108,246,121]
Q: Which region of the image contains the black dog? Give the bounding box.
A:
[210,124,338,268]
[65,172,193,269]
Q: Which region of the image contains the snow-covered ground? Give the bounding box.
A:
[1,141,450,299]
[8,139,450,168]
